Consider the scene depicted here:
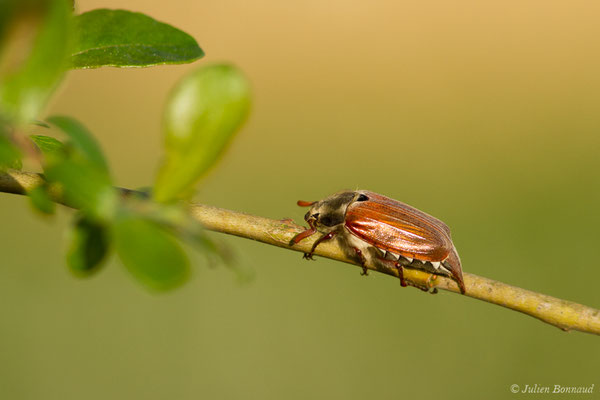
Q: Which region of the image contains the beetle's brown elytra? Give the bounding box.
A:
[291,190,466,294]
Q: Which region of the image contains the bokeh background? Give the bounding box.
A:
[2,0,600,399]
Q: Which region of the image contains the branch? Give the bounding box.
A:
[1,169,599,336]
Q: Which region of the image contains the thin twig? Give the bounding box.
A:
[1,169,599,336]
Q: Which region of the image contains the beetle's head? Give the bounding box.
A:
[299,191,358,231]
[291,191,366,246]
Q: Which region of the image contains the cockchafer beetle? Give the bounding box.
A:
[290,190,466,294]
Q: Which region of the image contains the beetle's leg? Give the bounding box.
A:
[311,231,337,255]
[425,274,439,294]
[290,218,319,247]
[426,274,437,288]
[290,227,317,246]
[375,258,408,287]
[394,262,408,287]
[351,248,369,275]
[303,231,337,260]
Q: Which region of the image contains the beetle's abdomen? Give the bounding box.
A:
[344,192,453,262]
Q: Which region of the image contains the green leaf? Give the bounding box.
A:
[44,158,115,219]
[0,131,22,170]
[46,115,110,175]
[114,215,189,290]
[66,215,110,276]
[0,0,72,124]
[70,9,204,69]
[27,183,55,215]
[30,134,64,159]
[139,201,227,261]
[154,64,251,202]
[32,118,114,218]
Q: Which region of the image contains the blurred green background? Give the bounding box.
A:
[1,0,599,399]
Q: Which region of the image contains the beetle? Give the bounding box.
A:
[290,190,466,294]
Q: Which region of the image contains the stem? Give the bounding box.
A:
[1,169,599,336]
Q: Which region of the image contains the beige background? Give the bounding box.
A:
[1,1,599,399]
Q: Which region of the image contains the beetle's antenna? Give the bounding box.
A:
[297,200,316,207]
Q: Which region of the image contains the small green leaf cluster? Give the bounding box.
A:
[0,1,251,290]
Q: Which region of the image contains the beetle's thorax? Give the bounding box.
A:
[304,191,358,232]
